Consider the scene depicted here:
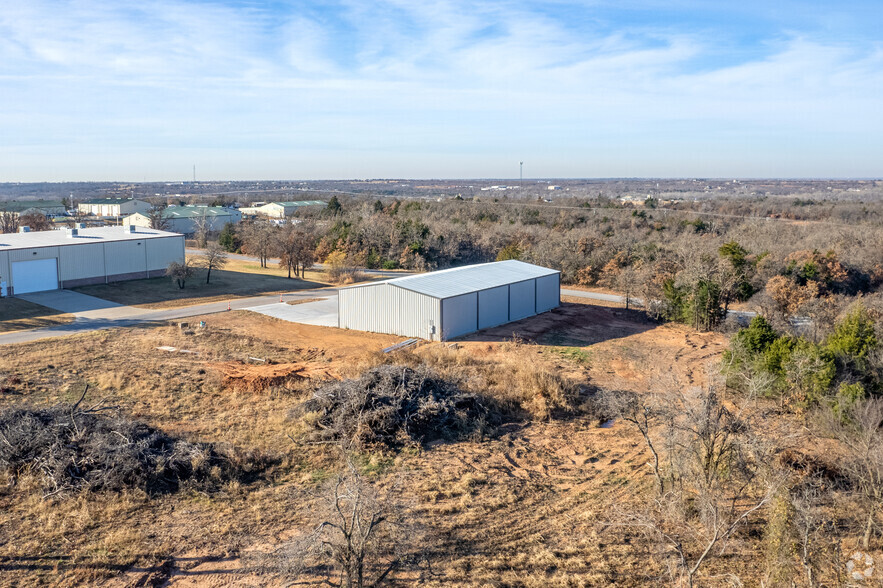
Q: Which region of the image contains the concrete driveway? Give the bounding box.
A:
[244,296,338,327]
[0,288,341,346]
[18,290,124,317]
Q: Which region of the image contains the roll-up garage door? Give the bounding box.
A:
[12,258,59,294]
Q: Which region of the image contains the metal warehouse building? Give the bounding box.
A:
[0,226,184,296]
[123,205,242,235]
[338,260,560,341]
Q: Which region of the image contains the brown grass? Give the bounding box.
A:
[0,297,75,333]
[0,299,774,586]
[71,258,331,309]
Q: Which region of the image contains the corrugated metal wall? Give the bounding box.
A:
[7,246,59,262]
[338,270,560,341]
[441,293,478,340]
[338,284,440,340]
[1,235,184,294]
[104,240,148,275]
[536,274,560,313]
[146,237,185,271]
[59,243,105,281]
[509,279,536,321]
[478,286,509,329]
[0,251,8,284]
[0,250,8,288]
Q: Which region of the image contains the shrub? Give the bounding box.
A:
[826,305,878,365]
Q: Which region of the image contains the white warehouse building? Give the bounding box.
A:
[0,226,184,296]
[123,205,242,235]
[338,260,560,341]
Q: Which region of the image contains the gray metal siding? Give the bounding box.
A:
[8,246,59,262]
[535,274,560,313]
[146,236,185,271]
[478,286,509,329]
[104,240,148,275]
[339,284,440,340]
[0,251,8,287]
[59,243,105,281]
[509,280,536,321]
[441,293,478,340]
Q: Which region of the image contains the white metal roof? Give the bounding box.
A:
[0,226,182,251]
[346,260,559,299]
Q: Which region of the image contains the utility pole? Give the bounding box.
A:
[193,164,196,183]
[520,161,523,188]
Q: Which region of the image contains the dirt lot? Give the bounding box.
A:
[0,297,75,333]
[0,300,732,586]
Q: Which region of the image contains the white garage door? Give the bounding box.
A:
[12,258,59,294]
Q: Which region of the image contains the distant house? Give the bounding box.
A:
[0,200,67,217]
[123,205,241,235]
[77,198,152,217]
[239,201,327,218]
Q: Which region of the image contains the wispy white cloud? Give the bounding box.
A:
[0,0,881,180]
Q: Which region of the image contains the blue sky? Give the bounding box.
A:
[1,0,881,181]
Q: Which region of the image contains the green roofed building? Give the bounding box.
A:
[0,200,67,217]
[123,205,242,235]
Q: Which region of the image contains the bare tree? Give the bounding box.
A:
[276,224,316,278]
[602,386,781,588]
[830,398,883,549]
[198,243,228,284]
[193,210,210,248]
[147,203,170,231]
[789,480,843,587]
[0,211,19,234]
[240,223,275,268]
[600,389,668,494]
[273,463,419,587]
[18,212,52,231]
[166,259,194,289]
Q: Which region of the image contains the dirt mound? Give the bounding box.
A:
[217,361,339,392]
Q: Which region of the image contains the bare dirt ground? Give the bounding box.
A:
[0,300,731,587]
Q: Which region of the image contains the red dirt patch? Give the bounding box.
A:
[215,361,340,392]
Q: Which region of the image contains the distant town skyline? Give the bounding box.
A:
[2,1,881,182]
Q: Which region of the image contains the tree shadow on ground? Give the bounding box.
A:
[460,302,657,348]
[72,269,327,307]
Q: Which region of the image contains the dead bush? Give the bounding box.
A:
[294,365,493,450]
[0,399,269,497]
[270,462,423,586]
[325,267,369,285]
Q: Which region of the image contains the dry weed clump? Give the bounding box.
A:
[325,267,369,285]
[385,342,589,420]
[294,365,493,449]
[0,399,269,497]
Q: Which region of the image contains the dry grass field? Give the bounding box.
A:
[0,298,75,333]
[0,299,851,586]
[71,258,331,309]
